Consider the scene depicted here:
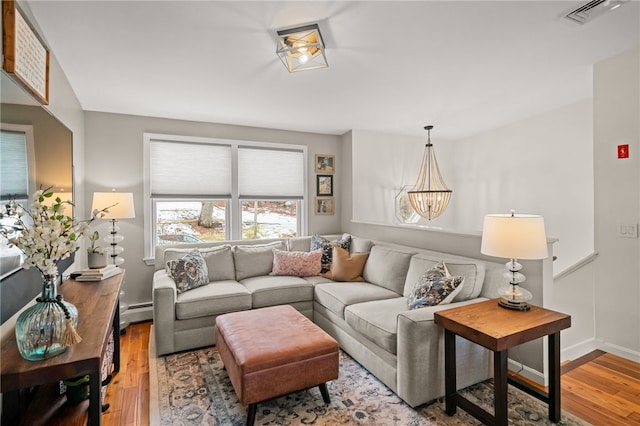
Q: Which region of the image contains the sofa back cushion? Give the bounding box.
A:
[350,236,373,253]
[233,241,286,280]
[164,245,235,282]
[287,236,312,252]
[403,254,485,302]
[362,245,413,295]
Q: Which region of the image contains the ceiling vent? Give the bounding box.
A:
[564,0,629,24]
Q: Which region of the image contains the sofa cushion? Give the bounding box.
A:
[362,245,414,295]
[345,297,407,355]
[241,275,314,308]
[166,250,209,294]
[311,233,351,273]
[175,280,252,320]
[287,236,312,252]
[314,282,400,319]
[164,245,235,282]
[407,262,464,309]
[403,254,485,302]
[350,236,374,253]
[323,246,368,282]
[271,248,322,277]
[233,241,286,280]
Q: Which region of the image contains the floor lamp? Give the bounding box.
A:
[91,191,135,333]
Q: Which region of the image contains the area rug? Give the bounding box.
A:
[149,332,590,426]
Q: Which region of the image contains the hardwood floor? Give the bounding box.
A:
[23,321,640,425]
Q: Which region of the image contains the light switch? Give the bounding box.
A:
[618,224,638,238]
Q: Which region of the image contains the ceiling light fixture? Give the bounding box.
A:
[276,24,328,73]
[407,125,452,220]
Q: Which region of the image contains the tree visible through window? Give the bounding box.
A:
[145,133,306,257]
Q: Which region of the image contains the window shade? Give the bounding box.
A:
[238,147,304,198]
[150,140,232,197]
[0,130,29,199]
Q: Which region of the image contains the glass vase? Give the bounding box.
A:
[15,275,79,361]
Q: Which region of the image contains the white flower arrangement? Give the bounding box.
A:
[0,188,109,278]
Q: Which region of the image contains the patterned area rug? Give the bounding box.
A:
[149,334,590,426]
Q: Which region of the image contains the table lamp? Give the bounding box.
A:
[480,211,548,311]
[91,191,135,266]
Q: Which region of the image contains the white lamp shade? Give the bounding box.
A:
[92,192,135,219]
[481,214,548,260]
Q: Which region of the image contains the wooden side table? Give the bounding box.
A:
[1,271,124,426]
[434,298,571,426]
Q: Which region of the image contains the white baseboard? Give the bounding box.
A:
[122,303,153,324]
[561,338,600,362]
[599,341,640,363]
[508,359,545,386]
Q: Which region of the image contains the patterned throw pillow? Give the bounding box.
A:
[311,234,351,273]
[407,262,464,309]
[166,250,209,294]
[271,248,323,277]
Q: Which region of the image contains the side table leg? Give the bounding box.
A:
[494,350,508,426]
[88,372,102,426]
[113,298,121,373]
[444,329,457,415]
[548,332,561,422]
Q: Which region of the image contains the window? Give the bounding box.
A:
[0,124,35,201]
[144,133,307,260]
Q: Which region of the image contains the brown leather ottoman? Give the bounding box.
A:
[215,305,339,426]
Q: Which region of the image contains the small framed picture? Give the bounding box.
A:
[315,154,335,174]
[315,197,334,215]
[316,175,333,196]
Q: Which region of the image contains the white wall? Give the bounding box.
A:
[351,100,594,275]
[84,112,342,312]
[593,47,640,361]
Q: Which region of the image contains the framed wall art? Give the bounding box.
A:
[315,154,335,174]
[316,174,333,196]
[2,0,50,105]
[315,197,334,215]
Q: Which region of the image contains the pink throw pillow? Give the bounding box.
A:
[271,249,323,277]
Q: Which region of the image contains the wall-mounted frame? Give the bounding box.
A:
[315,197,334,215]
[2,0,50,105]
[316,174,333,196]
[315,154,335,174]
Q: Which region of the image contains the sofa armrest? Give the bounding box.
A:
[152,270,179,355]
[396,297,490,407]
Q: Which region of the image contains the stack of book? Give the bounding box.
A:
[71,264,122,281]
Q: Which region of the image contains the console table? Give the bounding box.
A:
[1,271,124,425]
[434,299,571,426]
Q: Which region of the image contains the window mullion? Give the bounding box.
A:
[230,144,240,240]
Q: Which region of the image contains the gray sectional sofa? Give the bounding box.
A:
[152,234,505,407]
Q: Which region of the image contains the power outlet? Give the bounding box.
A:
[618,223,638,238]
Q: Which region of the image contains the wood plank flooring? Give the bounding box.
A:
[15,321,640,425]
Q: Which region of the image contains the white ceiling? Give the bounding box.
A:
[24,1,640,140]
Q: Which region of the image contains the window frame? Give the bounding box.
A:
[143,133,307,263]
[1,123,36,200]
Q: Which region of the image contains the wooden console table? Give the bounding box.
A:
[1,271,124,425]
[434,299,571,426]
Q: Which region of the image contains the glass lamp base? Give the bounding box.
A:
[496,282,532,312]
[498,298,531,311]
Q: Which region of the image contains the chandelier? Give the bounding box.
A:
[407,125,452,220]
